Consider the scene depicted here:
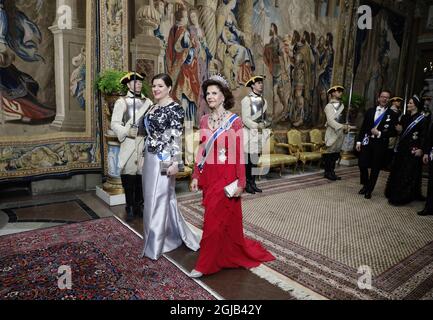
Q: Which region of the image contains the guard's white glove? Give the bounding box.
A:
[128,127,138,138]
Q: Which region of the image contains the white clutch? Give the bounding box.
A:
[224,179,239,198]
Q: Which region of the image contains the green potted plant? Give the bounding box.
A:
[342,92,366,125]
[96,69,128,97]
[96,69,152,112]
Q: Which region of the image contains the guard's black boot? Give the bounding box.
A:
[330,171,342,180]
[134,204,143,218]
[251,176,262,193]
[252,184,263,193]
[331,153,341,180]
[125,206,134,222]
[134,175,144,217]
[323,154,336,180]
[245,182,256,194]
[324,172,337,181]
[121,175,136,221]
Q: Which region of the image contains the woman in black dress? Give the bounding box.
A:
[385,95,429,206]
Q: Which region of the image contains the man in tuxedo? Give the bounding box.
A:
[355,90,398,199]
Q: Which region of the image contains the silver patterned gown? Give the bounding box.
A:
[141,102,200,260]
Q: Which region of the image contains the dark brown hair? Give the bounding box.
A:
[152,73,173,88]
[411,95,422,109]
[201,79,235,110]
[378,90,392,98]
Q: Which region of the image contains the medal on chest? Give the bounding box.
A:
[218,148,227,162]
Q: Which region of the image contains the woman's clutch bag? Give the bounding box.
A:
[224,179,239,198]
[160,161,185,175]
[160,161,172,175]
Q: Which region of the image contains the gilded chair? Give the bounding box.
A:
[257,133,298,178]
[287,129,322,172]
[309,129,326,153]
[176,130,200,181]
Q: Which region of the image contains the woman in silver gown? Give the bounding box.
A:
[141,73,200,260]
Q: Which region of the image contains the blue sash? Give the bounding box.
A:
[373,110,387,128]
[400,114,425,141]
[363,110,387,146]
[197,114,239,172]
[394,114,425,152]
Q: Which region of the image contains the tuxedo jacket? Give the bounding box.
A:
[356,107,398,146]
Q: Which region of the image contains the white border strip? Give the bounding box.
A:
[112,215,223,300]
[184,221,326,300]
[250,265,327,300]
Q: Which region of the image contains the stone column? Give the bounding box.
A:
[133,0,165,76]
[49,0,86,132]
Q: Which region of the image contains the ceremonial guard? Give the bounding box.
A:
[323,85,352,181]
[111,72,153,221]
[241,76,271,194]
[390,96,403,115]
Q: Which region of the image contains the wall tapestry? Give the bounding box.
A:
[0,0,100,181]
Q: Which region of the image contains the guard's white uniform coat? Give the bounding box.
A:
[111,91,153,175]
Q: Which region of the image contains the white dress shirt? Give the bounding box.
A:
[374,106,386,121]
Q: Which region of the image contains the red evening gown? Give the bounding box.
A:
[192,115,275,275]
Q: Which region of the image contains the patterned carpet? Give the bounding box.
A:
[178,168,433,300]
[0,217,213,300]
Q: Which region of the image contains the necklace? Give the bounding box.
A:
[157,99,174,108]
[209,110,229,130]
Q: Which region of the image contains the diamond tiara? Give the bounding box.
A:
[209,74,229,88]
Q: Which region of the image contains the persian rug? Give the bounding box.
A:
[0,217,213,300]
[178,168,433,300]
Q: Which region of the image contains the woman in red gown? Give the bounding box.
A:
[189,76,275,277]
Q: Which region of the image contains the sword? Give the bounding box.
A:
[132,42,138,128]
[403,84,409,116]
[346,71,355,127]
[346,9,359,128]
